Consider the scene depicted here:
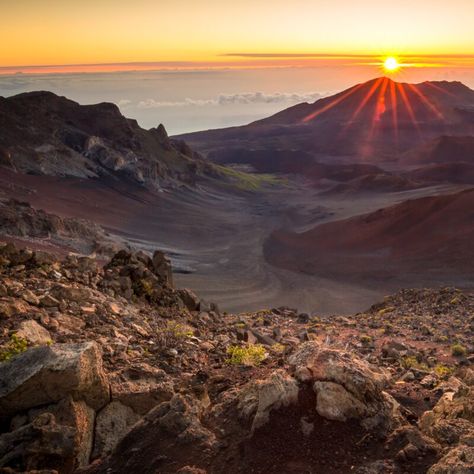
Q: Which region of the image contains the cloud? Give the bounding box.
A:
[137,97,216,108]
[117,99,132,107]
[136,91,323,109]
[217,91,322,105]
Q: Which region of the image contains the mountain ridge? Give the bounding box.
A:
[176,77,474,167]
[0,90,218,190]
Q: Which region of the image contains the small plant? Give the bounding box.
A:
[434,364,454,378]
[0,334,28,362]
[360,335,372,346]
[451,343,467,357]
[270,343,286,354]
[226,344,267,366]
[156,321,194,348]
[166,321,194,338]
[402,355,428,371]
[138,279,154,297]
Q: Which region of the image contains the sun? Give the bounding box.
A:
[383,57,400,73]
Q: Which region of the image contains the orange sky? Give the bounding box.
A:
[1,0,474,71]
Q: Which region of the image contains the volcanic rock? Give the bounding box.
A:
[0,342,109,417]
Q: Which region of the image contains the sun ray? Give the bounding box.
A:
[301,82,366,123]
[368,76,389,138]
[389,79,399,143]
[408,83,444,119]
[396,82,420,134]
[344,77,383,130]
[423,81,456,97]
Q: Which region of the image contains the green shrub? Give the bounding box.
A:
[451,343,467,357]
[434,364,454,378]
[360,335,372,345]
[270,343,286,354]
[226,344,267,366]
[165,321,194,338]
[0,334,28,362]
[402,355,428,371]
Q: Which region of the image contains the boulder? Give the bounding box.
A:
[178,289,200,312]
[0,412,75,473]
[381,340,411,359]
[420,387,474,446]
[15,320,51,345]
[21,289,40,306]
[288,342,400,431]
[386,425,441,465]
[251,330,277,346]
[22,397,96,469]
[428,445,474,473]
[39,294,60,308]
[0,342,109,417]
[430,419,474,446]
[99,394,216,473]
[50,284,94,303]
[313,381,368,422]
[92,401,140,458]
[53,313,86,335]
[110,365,174,415]
[238,370,299,432]
[152,250,173,287]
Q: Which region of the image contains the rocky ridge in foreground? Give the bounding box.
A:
[0,242,473,473]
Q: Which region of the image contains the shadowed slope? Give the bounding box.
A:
[264,188,474,286]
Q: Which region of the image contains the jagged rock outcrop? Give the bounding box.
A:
[0,199,123,256]
[428,445,474,473]
[0,91,217,189]
[288,342,400,431]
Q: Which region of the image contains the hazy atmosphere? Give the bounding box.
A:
[1,1,474,473]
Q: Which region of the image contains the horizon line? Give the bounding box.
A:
[1,53,474,76]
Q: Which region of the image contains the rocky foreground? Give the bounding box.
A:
[0,242,473,473]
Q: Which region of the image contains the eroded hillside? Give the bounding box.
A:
[0,242,473,473]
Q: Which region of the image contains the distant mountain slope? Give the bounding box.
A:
[255,78,474,126]
[177,78,474,168]
[0,91,216,189]
[264,188,474,285]
[406,162,474,185]
[401,135,474,164]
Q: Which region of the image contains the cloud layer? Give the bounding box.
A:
[134,91,323,109]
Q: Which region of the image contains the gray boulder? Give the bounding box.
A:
[0,342,109,417]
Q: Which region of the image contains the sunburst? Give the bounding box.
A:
[383,57,400,73]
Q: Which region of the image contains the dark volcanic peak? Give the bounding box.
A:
[257,77,474,126]
[178,77,474,165]
[0,91,213,188]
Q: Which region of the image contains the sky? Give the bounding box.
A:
[1,0,474,134]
